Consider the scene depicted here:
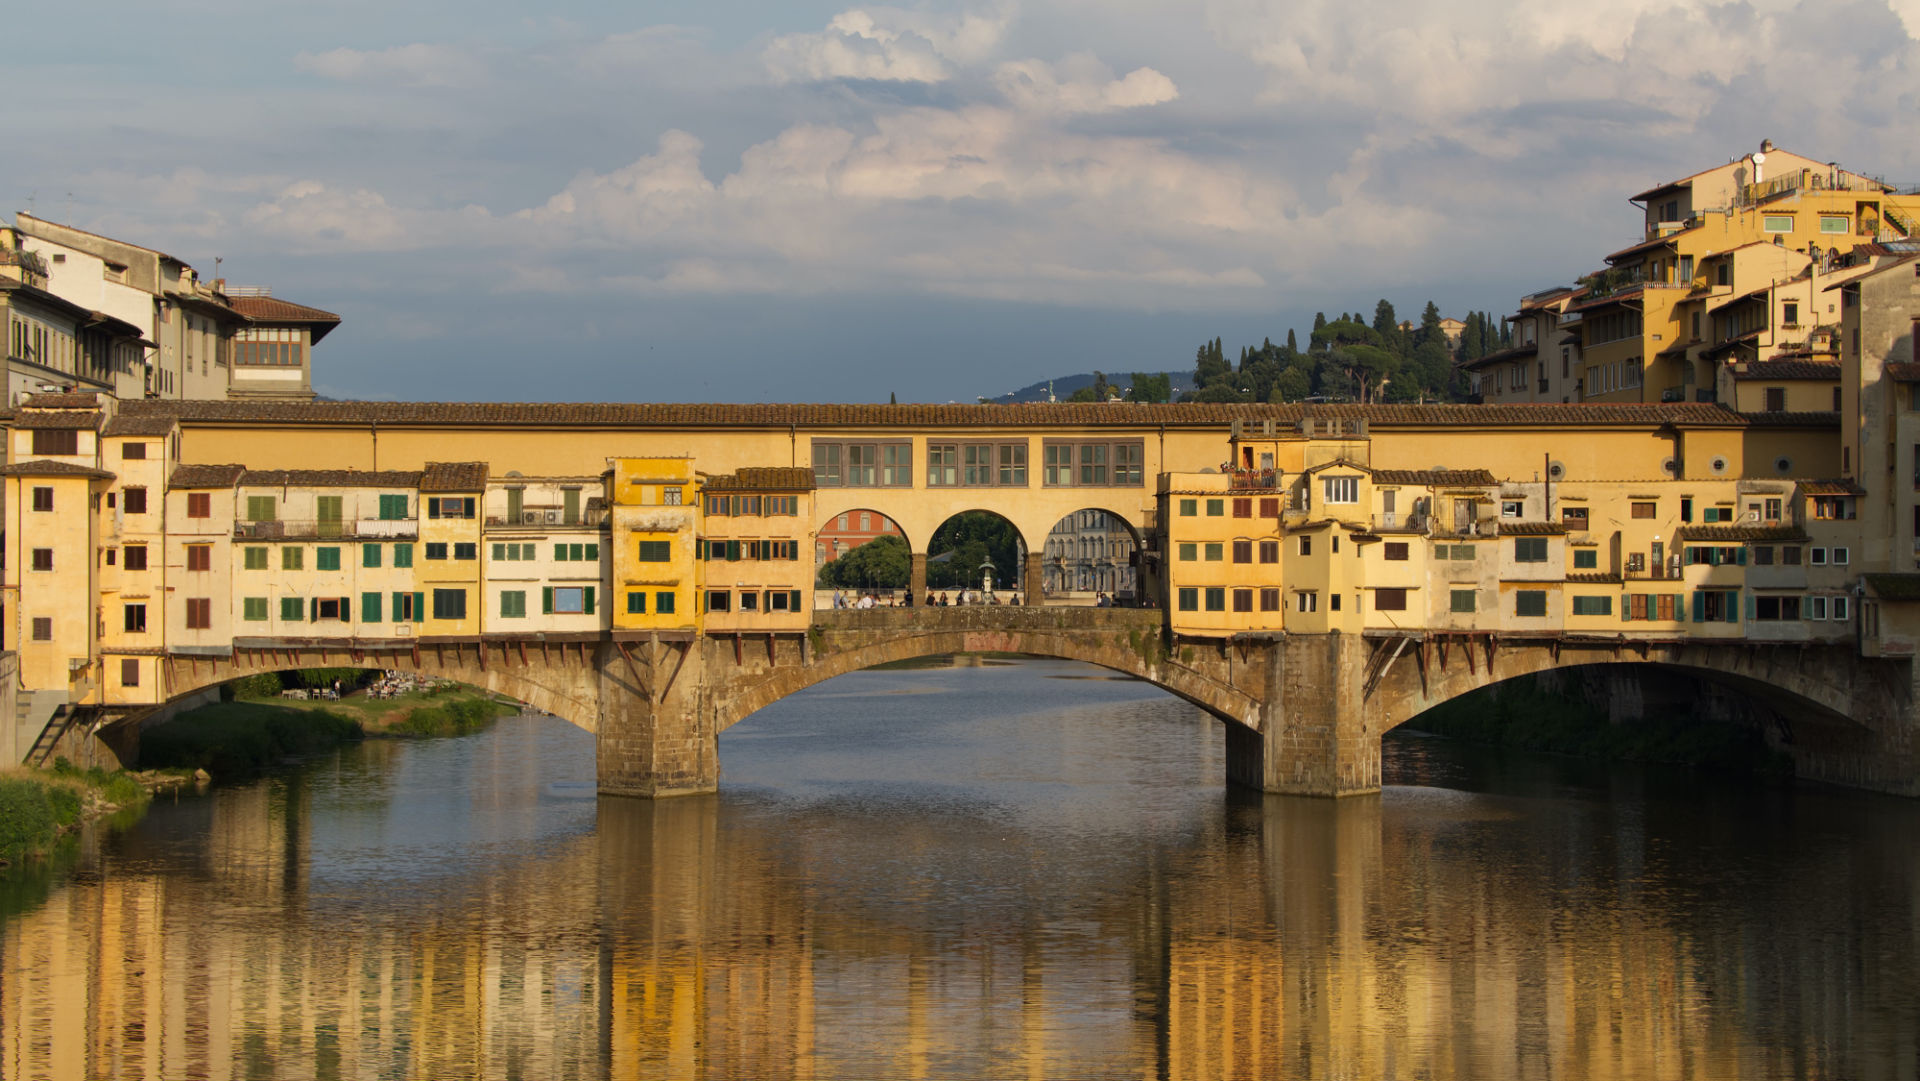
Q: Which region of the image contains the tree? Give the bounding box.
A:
[1192,338,1230,389]
[1332,344,1400,403]
[1128,372,1172,403]
[1285,328,1299,354]
[927,512,1021,589]
[818,534,910,589]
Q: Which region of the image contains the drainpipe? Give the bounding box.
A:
[370,419,379,473]
[1544,452,1552,521]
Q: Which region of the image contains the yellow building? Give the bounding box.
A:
[481,474,609,636]
[608,457,697,633]
[416,462,489,637]
[698,468,815,634]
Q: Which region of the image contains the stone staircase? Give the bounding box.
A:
[16,691,73,767]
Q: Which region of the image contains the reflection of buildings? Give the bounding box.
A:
[1043,509,1135,594]
[814,509,902,566]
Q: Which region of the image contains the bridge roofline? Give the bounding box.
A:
[96,400,1818,432]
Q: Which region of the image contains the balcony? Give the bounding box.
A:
[235,517,419,540]
[1369,513,1429,534]
[487,508,607,529]
[1226,469,1280,491]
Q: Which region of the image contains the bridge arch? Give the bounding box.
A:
[1039,506,1142,598]
[714,614,1261,737]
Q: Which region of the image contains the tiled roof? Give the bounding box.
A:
[20,392,102,409]
[705,467,816,491]
[1565,572,1622,584]
[1673,524,1809,542]
[1863,573,1920,602]
[1458,344,1537,371]
[1741,411,1839,427]
[0,459,114,478]
[1372,469,1497,486]
[101,414,180,437]
[12,410,104,429]
[227,295,341,324]
[239,468,425,488]
[168,464,248,489]
[1499,521,1568,536]
[1885,362,1920,381]
[113,399,1762,430]
[420,461,489,491]
[1797,480,1865,495]
[1732,360,1839,381]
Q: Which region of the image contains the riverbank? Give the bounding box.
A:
[0,764,155,868]
[141,685,520,780]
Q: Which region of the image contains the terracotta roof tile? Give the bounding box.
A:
[101,414,180,437]
[1741,411,1840,427]
[419,461,488,491]
[1499,521,1568,536]
[1565,572,1622,584]
[114,399,1760,430]
[704,467,815,491]
[168,464,248,489]
[227,295,341,324]
[0,459,114,478]
[239,468,425,488]
[1674,524,1809,542]
[21,392,103,409]
[1372,468,1497,487]
[1863,573,1920,601]
[1797,480,1865,495]
[1731,360,1840,381]
[12,410,104,429]
[1885,362,1920,381]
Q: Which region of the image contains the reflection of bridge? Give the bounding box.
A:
[121,606,1918,798]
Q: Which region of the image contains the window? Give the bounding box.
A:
[1513,537,1548,563]
[1782,302,1799,326]
[1573,549,1597,569]
[1515,590,1548,617]
[1232,589,1253,613]
[1260,588,1280,612]
[247,496,276,522]
[707,590,731,613]
[500,591,527,618]
[243,597,268,622]
[1833,596,1850,621]
[739,591,759,612]
[188,492,211,519]
[638,540,672,562]
[362,592,382,622]
[281,547,304,570]
[454,543,477,561]
[394,543,414,568]
[1765,387,1786,412]
[314,598,344,621]
[281,597,304,622]
[1260,497,1281,518]
[187,545,212,572]
[244,546,268,570]
[888,443,918,486]
[1299,536,1312,556]
[31,617,53,641]
[1384,542,1408,561]
[1232,498,1252,518]
[378,494,409,520]
[428,497,475,519]
[1039,441,1144,486]
[31,487,53,512]
[1322,476,1359,504]
[1259,540,1279,564]
[1374,588,1407,611]
[1204,543,1223,562]
[1561,506,1587,529]
[316,547,341,571]
[1820,215,1849,234]
[32,429,79,455]
[1807,595,1828,620]
[627,591,647,614]
[1782,546,1801,565]
[1625,501,1656,520]
[432,589,467,620]
[847,445,876,486]
[1204,587,1225,612]
[1295,591,1318,612]
[1077,444,1108,486]
[186,598,212,629]
[1179,498,1197,517]
[705,495,731,516]
[1755,595,1802,621]
[656,591,676,615]
[425,543,448,561]
[123,487,147,514]
[121,659,140,688]
[1833,546,1849,565]
[121,544,146,571]
[1501,500,1523,518]
[124,604,147,633]
[1206,499,1224,517]
[927,444,957,486]
[1178,543,1197,561]
[1811,548,1827,566]
[554,543,600,562]
[1763,214,1794,233]
[1232,540,1252,563]
[1450,589,1476,613]
[1177,587,1198,611]
[663,487,683,506]
[812,441,909,486]
[1571,595,1611,616]
[1752,546,1774,566]
[362,543,382,568]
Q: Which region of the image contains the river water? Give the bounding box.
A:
[4,659,1917,1080]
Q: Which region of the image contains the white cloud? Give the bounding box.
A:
[296,43,487,88]
[994,55,1177,113]
[762,5,1013,83]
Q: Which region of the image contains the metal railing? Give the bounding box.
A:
[234,518,419,540]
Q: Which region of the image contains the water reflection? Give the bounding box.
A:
[4,660,1918,1079]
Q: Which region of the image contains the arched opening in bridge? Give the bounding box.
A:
[1387,663,1862,782]
[926,510,1024,597]
[1040,508,1144,603]
[815,507,910,594]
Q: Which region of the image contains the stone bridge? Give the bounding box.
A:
[79,608,1920,798]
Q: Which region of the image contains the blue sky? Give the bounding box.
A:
[13,0,1920,402]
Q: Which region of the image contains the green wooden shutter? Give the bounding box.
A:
[584,587,595,615]
[728,540,741,561]
[554,543,566,561]
[790,590,802,611]
[415,592,425,621]
[543,587,554,614]
[492,543,505,561]
[1736,547,1748,565]
[1738,592,1749,623]
[309,597,318,622]
[585,543,598,561]
[340,597,351,621]
[1691,592,1705,622]
[463,498,475,518]
[363,592,382,622]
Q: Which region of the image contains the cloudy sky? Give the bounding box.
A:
[12,0,1920,402]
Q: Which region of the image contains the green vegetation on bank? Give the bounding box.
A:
[0,763,151,868]
[1405,681,1795,778]
[141,702,364,778]
[383,694,515,738]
